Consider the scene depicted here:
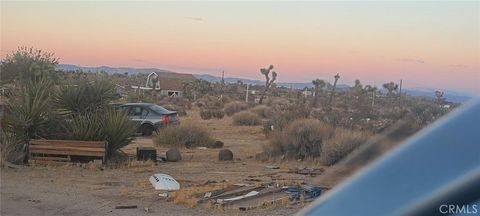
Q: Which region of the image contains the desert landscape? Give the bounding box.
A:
[1,1,478,216]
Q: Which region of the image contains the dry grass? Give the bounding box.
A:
[232,111,261,126]
[223,101,248,116]
[154,124,215,148]
[170,182,229,208]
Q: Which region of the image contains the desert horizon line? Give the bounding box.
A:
[56,62,475,96]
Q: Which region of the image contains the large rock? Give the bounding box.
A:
[166,148,182,162]
[218,149,233,161]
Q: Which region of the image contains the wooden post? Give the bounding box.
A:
[245,85,249,103]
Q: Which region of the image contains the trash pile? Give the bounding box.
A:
[200,183,324,211]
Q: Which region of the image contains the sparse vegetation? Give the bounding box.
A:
[223,101,248,116]
[251,105,274,119]
[232,111,261,126]
[154,124,215,148]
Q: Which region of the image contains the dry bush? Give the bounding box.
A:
[266,119,334,159]
[223,101,248,116]
[251,105,274,119]
[163,104,187,116]
[199,109,225,120]
[320,128,370,165]
[232,111,261,126]
[195,95,230,109]
[154,124,214,148]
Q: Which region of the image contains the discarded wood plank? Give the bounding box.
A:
[115,205,137,209]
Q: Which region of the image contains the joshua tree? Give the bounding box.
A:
[258,65,277,104]
[364,85,378,108]
[328,73,340,106]
[382,82,399,96]
[312,79,326,107]
[435,90,445,105]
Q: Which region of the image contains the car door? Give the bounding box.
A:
[127,105,149,131]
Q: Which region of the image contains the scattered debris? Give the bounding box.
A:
[204,192,212,198]
[217,190,259,204]
[166,148,182,162]
[158,192,169,198]
[291,167,324,176]
[218,149,233,161]
[265,165,280,169]
[196,147,207,150]
[28,199,40,203]
[284,184,322,203]
[115,205,137,209]
[149,173,180,191]
[233,183,252,187]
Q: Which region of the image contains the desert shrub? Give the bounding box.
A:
[163,104,187,116]
[0,130,25,165]
[154,124,214,148]
[266,119,334,159]
[200,109,225,120]
[67,109,136,156]
[224,101,248,116]
[232,111,261,126]
[320,128,370,165]
[251,105,274,119]
[268,102,311,131]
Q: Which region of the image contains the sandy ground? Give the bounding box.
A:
[1,110,324,216]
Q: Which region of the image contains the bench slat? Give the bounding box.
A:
[30,140,105,148]
[30,145,105,152]
[30,156,70,161]
[30,149,105,157]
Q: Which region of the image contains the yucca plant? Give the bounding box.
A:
[101,109,135,154]
[5,78,55,141]
[67,109,135,156]
[54,79,116,115]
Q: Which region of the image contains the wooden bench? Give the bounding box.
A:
[29,139,108,164]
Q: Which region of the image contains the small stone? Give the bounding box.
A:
[166,148,182,162]
[218,149,233,161]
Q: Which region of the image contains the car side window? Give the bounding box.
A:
[127,106,142,116]
[141,108,149,116]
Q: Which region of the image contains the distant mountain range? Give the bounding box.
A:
[57,64,177,75]
[56,64,472,103]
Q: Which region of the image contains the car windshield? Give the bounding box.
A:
[148,105,170,115]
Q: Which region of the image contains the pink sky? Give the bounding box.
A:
[1,2,479,94]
